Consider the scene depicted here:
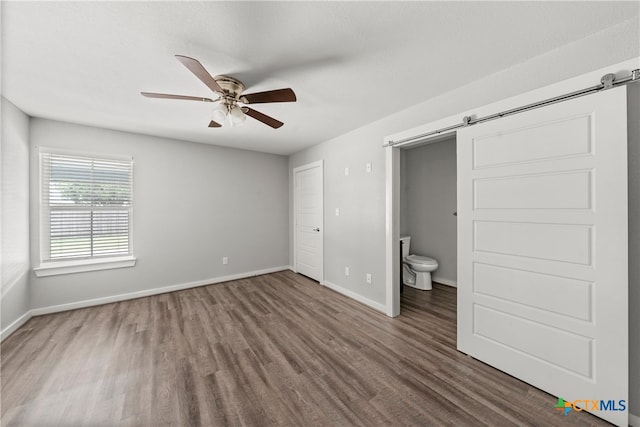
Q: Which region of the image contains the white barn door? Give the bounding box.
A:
[457,88,628,426]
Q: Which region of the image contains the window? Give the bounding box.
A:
[35,149,135,276]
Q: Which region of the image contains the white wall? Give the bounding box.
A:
[401,138,457,285]
[29,119,289,310]
[1,97,31,334]
[289,26,639,416]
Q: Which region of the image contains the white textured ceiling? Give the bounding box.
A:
[2,1,638,155]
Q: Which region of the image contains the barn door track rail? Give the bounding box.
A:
[384,69,640,148]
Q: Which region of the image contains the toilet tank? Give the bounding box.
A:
[400,236,411,259]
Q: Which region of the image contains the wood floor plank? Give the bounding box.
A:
[1,270,610,426]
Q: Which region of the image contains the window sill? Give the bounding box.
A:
[34,256,137,277]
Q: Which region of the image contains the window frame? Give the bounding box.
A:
[34,147,136,277]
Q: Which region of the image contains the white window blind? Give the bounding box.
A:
[40,151,133,262]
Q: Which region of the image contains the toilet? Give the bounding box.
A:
[400,236,438,291]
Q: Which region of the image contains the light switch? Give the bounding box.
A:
[366,162,372,173]
[345,167,350,176]
[335,207,340,216]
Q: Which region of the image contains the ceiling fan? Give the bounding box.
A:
[141,55,296,129]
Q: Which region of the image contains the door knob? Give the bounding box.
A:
[312,227,320,232]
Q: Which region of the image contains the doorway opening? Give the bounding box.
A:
[399,135,457,297]
[385,132,456,317]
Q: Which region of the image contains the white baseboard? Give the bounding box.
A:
[4,266,289,341]
[630,412,640,427]
[432,276,457,288]
[321,280,386,313]
[30,265,290,316]
[0,310,33,341]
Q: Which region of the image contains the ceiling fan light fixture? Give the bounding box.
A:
[229,105,246,127]
[212,103,228,124]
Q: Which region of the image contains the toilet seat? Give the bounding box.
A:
[405,254,438,266]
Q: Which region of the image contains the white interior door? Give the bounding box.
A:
[294,161,323,282]
[457,88,628,426]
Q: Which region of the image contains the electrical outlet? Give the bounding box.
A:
[366,162,372,173]
[344,167,350,176]
[222,257,228,265]
[366,273,372,284]
[335,207,340,216]
[345,266,350,276]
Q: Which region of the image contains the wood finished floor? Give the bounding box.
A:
[1,270,609,426]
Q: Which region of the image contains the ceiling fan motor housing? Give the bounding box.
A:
[214,75,246,100]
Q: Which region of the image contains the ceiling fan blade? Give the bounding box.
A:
[141,92,216,102]
[240,88,296,104]
[243,107,284,129]
[208,120,222,128]
[175,55,224,94]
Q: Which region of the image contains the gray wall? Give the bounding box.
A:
[401,138,457,284]
[290,133,386,303]
[1,97,31,332]
[289,33,639,416]
[29,119,289,310]
[289,22,638,306]
[399,150,408,236]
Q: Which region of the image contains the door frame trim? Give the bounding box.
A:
[293,160,324,283]
[384,132,456,317]
[384,147,400,317]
